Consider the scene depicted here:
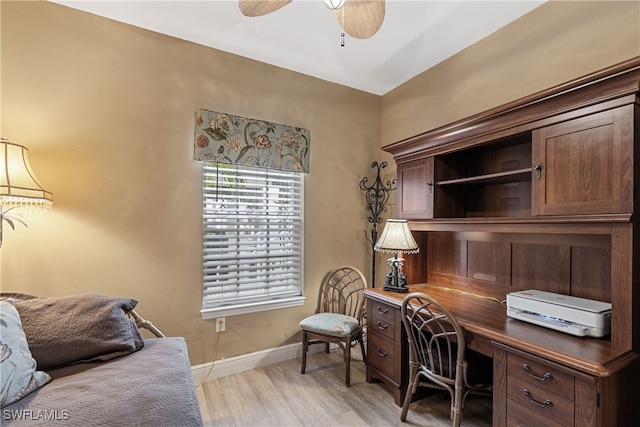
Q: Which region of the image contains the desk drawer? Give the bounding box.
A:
[369,300,397,341]
[507,376,574,426]
[368,301,402,332]
[507,352,574,400]
[506,396,567,427]
[368,331,397,380]
[370,300,395,321]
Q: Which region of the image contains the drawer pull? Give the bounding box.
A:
[522,364,553,381]
[376,347,388,358]
[523,389,553,409]
[377,305,389,314]
[376,321,389,330]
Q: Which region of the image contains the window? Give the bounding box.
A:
[201,163,305,319]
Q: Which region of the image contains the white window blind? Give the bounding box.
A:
[201,163,304,317]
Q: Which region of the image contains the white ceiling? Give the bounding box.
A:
[51,0,546,95]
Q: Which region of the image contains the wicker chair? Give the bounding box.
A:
[400,292,492,426]
[299,266,368,386]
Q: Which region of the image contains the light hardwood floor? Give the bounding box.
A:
[195,347,492,426]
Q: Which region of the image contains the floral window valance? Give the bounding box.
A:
[194,109,310,173]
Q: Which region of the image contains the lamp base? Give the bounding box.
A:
[383,284,409,293]
[383,270,409,293]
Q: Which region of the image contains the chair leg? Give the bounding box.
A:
[358,334,366,363]
[301,331,308,374]
[400,367,419,422]
[452,410,462,427]
[451,381,465,427]
[344,338,351,386]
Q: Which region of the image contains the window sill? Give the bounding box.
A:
[201,296,306,319]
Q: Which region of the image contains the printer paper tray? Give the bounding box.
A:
[507,308,608,337]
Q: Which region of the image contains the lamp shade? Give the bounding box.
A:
[374,219,419,254]
[1,138,52,207]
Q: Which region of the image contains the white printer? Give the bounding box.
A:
[506,289,611,337]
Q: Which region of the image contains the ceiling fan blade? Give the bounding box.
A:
[334,0,385,39]
[239,0,292,17]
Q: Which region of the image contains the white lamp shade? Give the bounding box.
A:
[374,219,419,253]
[0,138,52,207]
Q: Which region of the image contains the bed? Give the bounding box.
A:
[0,293,203,426]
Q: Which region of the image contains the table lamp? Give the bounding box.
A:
[374,219,419,293]
[0,138,53,248]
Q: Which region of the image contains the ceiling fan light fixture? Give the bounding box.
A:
[238,0,385,43]
[323,0,346,10]
[334,0,385,39]
[239,0,292,17]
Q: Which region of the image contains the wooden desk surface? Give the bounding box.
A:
[365,283,637,377]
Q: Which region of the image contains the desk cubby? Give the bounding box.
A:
[434,133,532,218]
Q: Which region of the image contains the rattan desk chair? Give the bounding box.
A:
[400,292,492,426]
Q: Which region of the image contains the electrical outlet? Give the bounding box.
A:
[216,317,226,332]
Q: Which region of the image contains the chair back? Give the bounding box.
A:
[401,292,466,386]
[320,266,368,321]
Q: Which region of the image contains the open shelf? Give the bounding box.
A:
[432,133,533,219]
[436,168,532,186]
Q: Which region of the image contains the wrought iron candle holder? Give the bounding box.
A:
[359,161,396,288]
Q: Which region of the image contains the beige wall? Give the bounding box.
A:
[1,0,639,367]
[382,1,640,147]
[0,1,381,365]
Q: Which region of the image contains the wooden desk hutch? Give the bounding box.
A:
[365,57,640,426]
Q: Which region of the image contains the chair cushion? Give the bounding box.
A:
[300,313,360,337]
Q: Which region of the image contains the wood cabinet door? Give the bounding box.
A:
[396,156,434,219]
[532,106,634,215]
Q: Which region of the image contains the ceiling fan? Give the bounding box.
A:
[238,0,386,40]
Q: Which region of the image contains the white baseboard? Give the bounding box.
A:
[192,342,334,384]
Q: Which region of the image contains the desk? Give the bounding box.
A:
[365,284,640,426]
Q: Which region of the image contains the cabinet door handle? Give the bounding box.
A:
[523,389,553,408]
[522,364,553,381]
[376,347,388,357]
[533,163,543,180]
[376,305,388,314]
[427,181,433,193]
[376,321,388,330]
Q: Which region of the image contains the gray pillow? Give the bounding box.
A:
[1,293,144,370]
